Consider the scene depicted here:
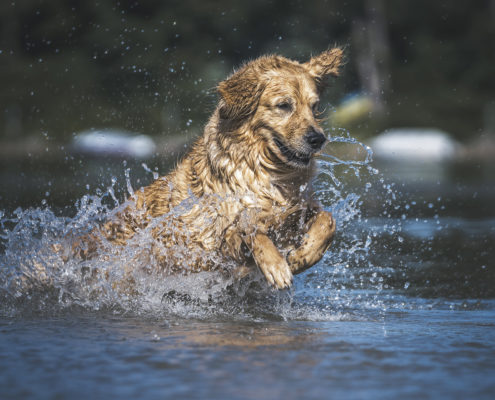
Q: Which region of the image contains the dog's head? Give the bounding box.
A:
[217,48,343,168]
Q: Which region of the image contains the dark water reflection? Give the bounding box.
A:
[0,153,174,214]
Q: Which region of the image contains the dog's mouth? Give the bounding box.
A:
[273,137,312,166]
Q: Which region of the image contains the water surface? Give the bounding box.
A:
[1,139,494,399]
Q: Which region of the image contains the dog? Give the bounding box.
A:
[74,48,342,290]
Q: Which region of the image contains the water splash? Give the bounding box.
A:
[277,128,412,319]
[0,131,401,320]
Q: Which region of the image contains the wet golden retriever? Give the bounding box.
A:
[76,48,342,289]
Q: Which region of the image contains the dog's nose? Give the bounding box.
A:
[305,129,327,150]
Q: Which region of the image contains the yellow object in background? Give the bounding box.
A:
[330,95,374,126]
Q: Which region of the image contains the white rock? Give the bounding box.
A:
[369,128,459,162]
[72,129,156,158]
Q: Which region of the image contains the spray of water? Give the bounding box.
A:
[0,129,400,320]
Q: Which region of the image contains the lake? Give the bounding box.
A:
[1,141,494,399]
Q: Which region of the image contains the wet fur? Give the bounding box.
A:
[76,48,342,289]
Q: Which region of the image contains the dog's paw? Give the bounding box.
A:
[261,259,293,290]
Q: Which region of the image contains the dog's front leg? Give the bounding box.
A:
[287,210,336,275]
[244,232,293,289]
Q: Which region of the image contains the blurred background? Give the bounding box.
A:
[0,0,494,213]
[2,6,495,397]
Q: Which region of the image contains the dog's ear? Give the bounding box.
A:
[304,48,343,88]
[217,64,264,120]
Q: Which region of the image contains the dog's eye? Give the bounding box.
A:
[276,102,292,112]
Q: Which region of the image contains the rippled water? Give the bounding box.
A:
[1,132,494,399]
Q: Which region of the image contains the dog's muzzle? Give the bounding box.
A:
[305,129,327,151]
